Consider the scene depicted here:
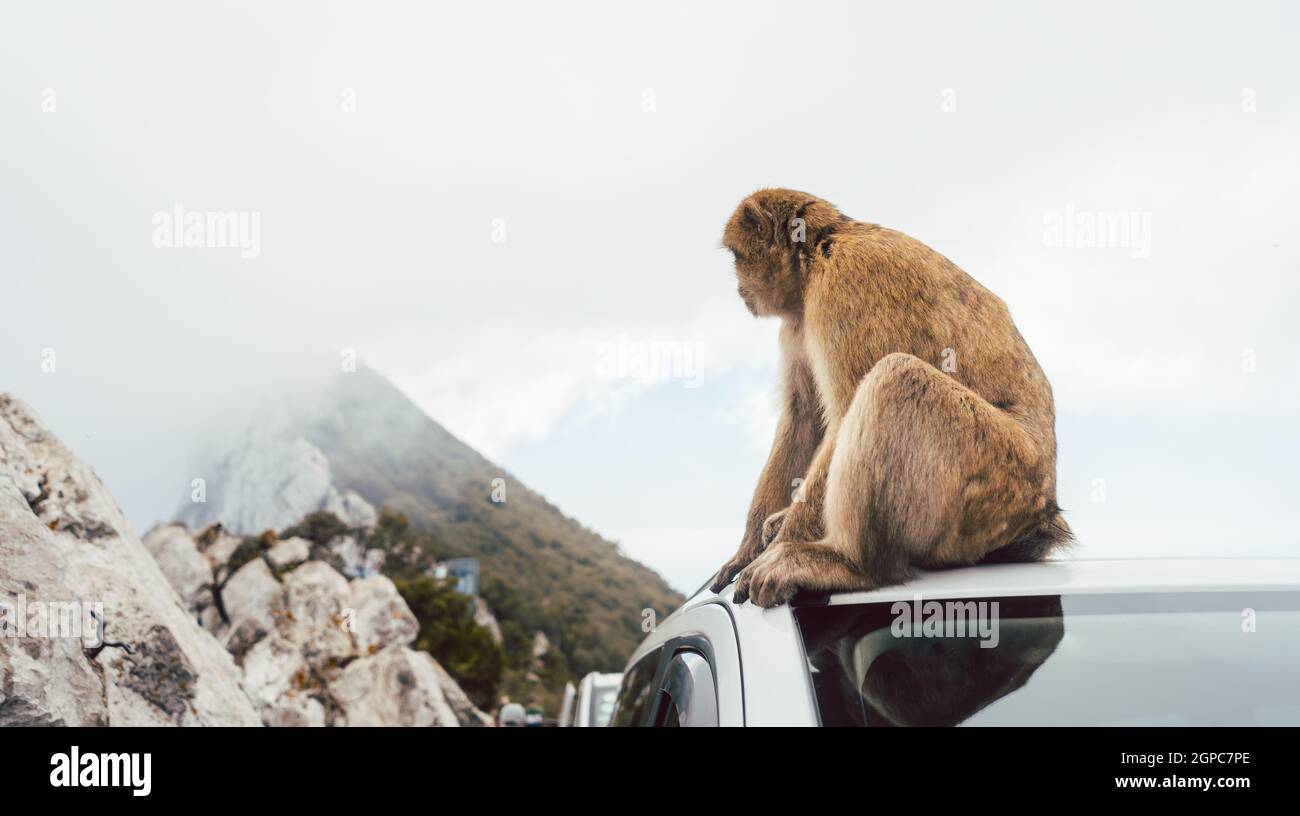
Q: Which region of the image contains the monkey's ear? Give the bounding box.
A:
[741,200,777,245]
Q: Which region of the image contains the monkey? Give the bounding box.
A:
[709,188,1072,607]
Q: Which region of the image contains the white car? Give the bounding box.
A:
[564,672,622,727]
[609,558,1300,727]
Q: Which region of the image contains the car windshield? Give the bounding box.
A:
[589,685,619,727]
[794,591,1300,726]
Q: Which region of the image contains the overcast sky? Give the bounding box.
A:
[2,1,1297,592]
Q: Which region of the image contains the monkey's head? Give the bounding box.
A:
[723,188,844,317]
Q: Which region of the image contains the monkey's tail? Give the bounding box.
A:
[981,505,1074,564]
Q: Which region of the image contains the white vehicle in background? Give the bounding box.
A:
[565,672,622,727]
[558,682,578,727]
[609,558,1300,727]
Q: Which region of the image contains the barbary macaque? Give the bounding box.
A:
[711,189,1071,607]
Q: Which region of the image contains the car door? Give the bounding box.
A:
[611,601,743,726]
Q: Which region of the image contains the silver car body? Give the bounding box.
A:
[620,558,1300,727]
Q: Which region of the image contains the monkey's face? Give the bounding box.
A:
[723,193,800,317]
[727,244,776,316]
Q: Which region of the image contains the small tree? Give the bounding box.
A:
[394,575,504,708]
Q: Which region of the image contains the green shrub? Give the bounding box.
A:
[394,575,504,708]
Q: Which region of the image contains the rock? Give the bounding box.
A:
[240,635,308,710]
[263,694,326,727]
[199,528,244,572]
[348,575,419,654]
[473,597,503,645]
[430,660,493,727]
[0,476,108,727]
[327,534,384,578]
[323,488,377,530]
[332,646,459,727]
[532,630,551,659]
[177,427,378,535]
[279,562,353,662]
[328,534,363,576]
[266,536,311,571]
[0,395,260,726]
[218,558,280,652]
[178,433,335,535]
[141,523,213,609]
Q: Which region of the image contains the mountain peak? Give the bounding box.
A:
[177,364,682,679]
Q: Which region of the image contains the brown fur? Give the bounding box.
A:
[710,188,1071,607]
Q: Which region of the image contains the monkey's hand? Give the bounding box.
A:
[709,537,763,593]
[710,507,791,593]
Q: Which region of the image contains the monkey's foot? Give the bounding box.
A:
[733,541,869,608]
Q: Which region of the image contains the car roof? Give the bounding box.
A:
[581,672,623,686]
[692,557,1300,613]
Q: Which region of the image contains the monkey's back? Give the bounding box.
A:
[804,222,1057,445]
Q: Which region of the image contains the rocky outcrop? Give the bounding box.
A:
[327,534,387,578]
[322,489,377,530]
[266,537,310,571]
[332,646,460,727]
[349,575,420,655]
[175,429,377,535]
[474,596,504,646]
[144,521,485,727]
[0,395,260,726]
[2,394,486,728]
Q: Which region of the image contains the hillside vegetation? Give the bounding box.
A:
[293,367,684,703]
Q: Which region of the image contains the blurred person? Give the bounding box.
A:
[524,698,544,727]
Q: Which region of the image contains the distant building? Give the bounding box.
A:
[433,557,479,597]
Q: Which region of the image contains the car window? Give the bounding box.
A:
[589,685,619,727]
[654,650,718,727]
[794,591,1300,726]
[657,690,681,727]
[609,649,661,727]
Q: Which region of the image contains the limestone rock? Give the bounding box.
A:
[141,523,213,609]
[533,630,551,659]
[279,561,353,662]
[219,558,280,653]
[177,428,378,535]
[332,646,459,727]
[0,395,259,726]
[430,659,494,727]
[266,536,311,572]
[328,534,363,575]
[348,575,419,655]
[240,634,308,710]
[323,488,377,530]
[474,596,504,645]
[263,693,326,727]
